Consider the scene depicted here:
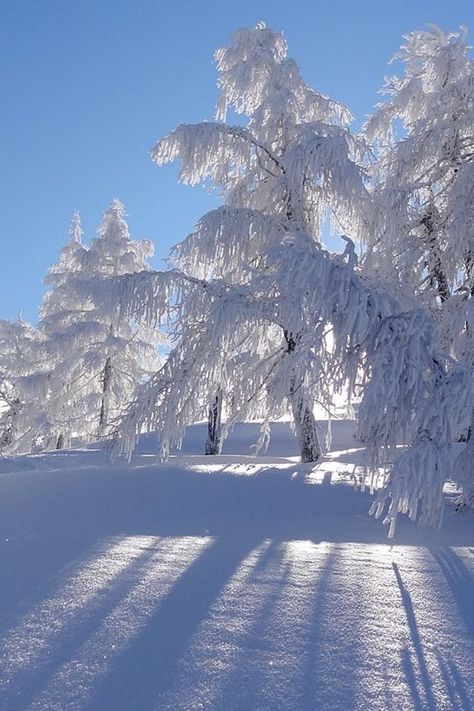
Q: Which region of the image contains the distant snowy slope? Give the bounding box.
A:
[0,421,473,710]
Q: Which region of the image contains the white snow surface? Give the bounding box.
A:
[0,420,473,710]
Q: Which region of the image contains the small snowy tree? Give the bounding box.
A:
[0,317,51,453]
[40,201,164,445]
[36,211,90,448]
[2,204,164,453]
[77,200,164,438]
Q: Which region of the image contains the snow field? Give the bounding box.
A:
[0,421,473,710]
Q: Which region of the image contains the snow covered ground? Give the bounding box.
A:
[0,421,473,710]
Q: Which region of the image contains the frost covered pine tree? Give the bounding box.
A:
[75,200,164,439]
[145,22,368,461]
[0,215,87,453]
[3,203,164,453]
[1,212,90,451]
[0,317,47,453]
[37,211,89,448]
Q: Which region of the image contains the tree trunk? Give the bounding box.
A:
[98,356,112,435]
[430,241,450,303]
[422,206,450,303]
[290,387,322,463]
[205,388,223,455]
[284,329,322,463]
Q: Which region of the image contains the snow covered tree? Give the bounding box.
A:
[79,200,164,437]
[1,204,164,454]
[110,24,474,532]
[0,317,53,453]
[0,214,89,453]
[145,22,368,461]
[113,225,474,535]
[363,25,474,359]
[39,201,163,445]
[0,214,91,452]
[361,25,474,519]
[3,21,472,535]
[36,211,90,448]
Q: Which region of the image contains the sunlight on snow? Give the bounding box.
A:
[154,542,474,711]
[350,544,474,709]
[0,531,473,709]
[0,535,213,709]
[183,452,365,485]
[1,535,147,682]
[156,540,332,710]
[188,461,296,476]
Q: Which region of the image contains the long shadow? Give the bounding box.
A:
[429,547,474,638]
[212,542,293,710]
[86,534,259,711]
[300,546,359,711]
[1,538,167,709]
[392,562,437,711]
[2,465,473,636]
[400,647,424,711]
[0,466,356,629]
[1,465,474,709]
[435,649,473,711]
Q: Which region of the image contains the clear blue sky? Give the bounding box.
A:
[1,0,474,322]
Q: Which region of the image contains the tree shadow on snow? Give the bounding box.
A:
[393,562,438,711]
[0,465,473,709]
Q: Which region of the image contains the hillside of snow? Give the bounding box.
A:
[1,420,473,710]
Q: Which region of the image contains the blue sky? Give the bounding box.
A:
[2,0,474,322]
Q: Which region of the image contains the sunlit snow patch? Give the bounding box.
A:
[0,535,212,709]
